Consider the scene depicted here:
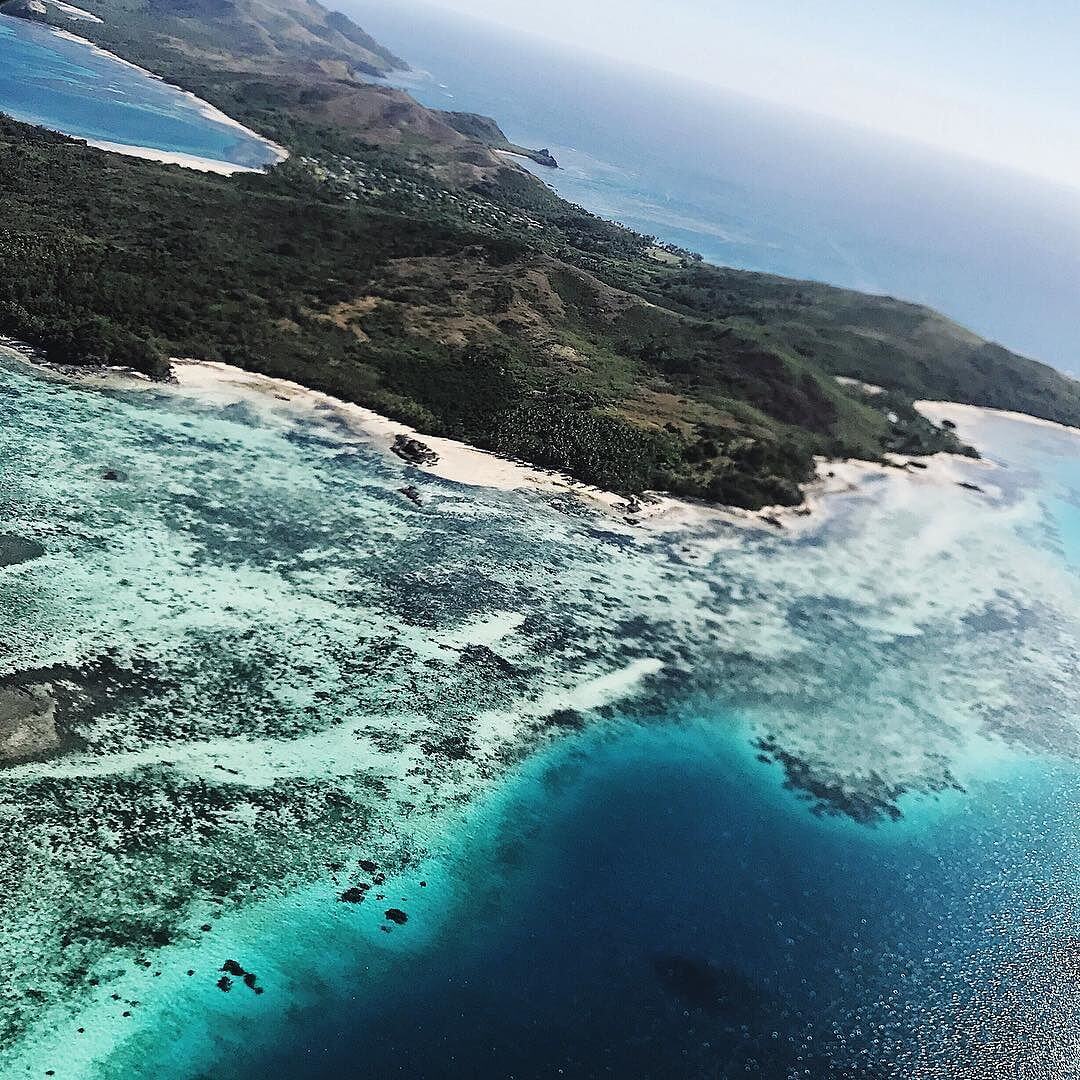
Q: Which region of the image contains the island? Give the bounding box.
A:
[1,0,1078,510]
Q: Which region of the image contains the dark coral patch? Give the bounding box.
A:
[0,533,44,567]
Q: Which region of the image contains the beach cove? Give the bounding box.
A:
[3,347,1080,1075]
[0,12,286,172]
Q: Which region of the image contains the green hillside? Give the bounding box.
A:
[1,0,1076,508]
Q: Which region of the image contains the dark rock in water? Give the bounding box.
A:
[459,643,516,674]
[391,434,439,467]
[384,908,408,925]
[0,533,45,567]
[420,732,477,761]
[216,976,233,992]
[101,469,122,481]
[958,481,985,493]
[0,681,59,765]
[358,859,378,873]
[339,886,369,903]
[540,707,585,731]
[220,959,263,993]
[399,485,424,506]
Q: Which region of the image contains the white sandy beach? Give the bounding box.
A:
[33,0,102,21]
[158,360,998,536]
[80,139,274,175]
[917,399,1080,439]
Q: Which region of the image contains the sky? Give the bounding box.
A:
[418,0,1080,189]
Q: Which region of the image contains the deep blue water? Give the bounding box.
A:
[0,13,280,168]
[337,0,1080,376]
[228,720,1078,1078]
[6,355,1080,1076]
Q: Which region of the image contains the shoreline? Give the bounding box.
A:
[79,138,274,173]
[162,362,1005,536]
[80,138,272,175]
[10,350,1002,537]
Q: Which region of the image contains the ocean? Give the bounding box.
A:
[2,7,1080,1077]
[3,352,1080,1078]
[0,13,280,169]
[337,0,1080,378]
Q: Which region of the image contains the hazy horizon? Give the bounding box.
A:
[407,0,1080,191]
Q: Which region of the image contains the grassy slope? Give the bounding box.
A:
[1,0,1077,507]
[634,265,1080,427]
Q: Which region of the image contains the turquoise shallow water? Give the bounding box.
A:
[0,14,280,168]
[2,353,1080,1076]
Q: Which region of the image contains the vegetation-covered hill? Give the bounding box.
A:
[3,0,404,76]
[1,0,1077,508]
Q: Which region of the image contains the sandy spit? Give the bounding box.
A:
[917,399,1080,439]
[44,26,289,171]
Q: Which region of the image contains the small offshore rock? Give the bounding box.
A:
[391,434,439,467]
